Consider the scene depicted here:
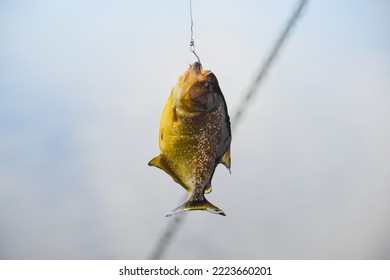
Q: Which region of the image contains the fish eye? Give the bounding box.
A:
[204,82,214,92]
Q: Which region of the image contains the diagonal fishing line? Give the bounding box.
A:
[231,0,309,129]
[148,0,310,260]
[148,213,186,260]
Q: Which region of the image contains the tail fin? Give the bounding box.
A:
[166,195,226,217]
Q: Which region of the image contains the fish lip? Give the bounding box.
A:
[190,62,212,78]
[191,62,202,74]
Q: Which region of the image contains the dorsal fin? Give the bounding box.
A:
[148,155,190,192]
[219,146,231,173]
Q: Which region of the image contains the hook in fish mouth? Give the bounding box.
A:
[191,61,202,74]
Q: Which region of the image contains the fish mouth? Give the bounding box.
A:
[191,62,202,74]
[190,62,212,77]
[181,62,203,84]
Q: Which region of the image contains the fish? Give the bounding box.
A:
[148,62,231,217]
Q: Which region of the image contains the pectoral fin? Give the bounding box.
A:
[219,146,231,173]
[148,155,190,192]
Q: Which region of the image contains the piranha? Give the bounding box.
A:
[148,62,231,217]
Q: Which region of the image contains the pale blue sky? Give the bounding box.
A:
[1,0,389,259]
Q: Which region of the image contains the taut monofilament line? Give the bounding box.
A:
[189,0,200,63]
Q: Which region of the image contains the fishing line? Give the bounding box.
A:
[190,0,200,62]
[231,0,309,129]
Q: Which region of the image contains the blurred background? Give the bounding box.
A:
[1,0,389,259]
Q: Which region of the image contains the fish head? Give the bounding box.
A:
[173,62,221,112]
